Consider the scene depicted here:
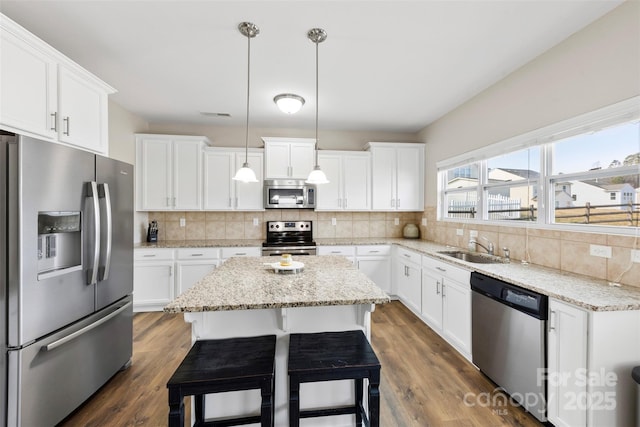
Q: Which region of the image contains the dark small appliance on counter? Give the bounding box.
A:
[147,220,158,243]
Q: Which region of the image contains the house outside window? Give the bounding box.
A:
[437,98,640,232]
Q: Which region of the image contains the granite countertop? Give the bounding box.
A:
[317,238,640,312]
[164,255,391,313]
[136,239,264,249]
[142,237,640,312]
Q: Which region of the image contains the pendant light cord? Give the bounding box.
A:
[245,33,251,164]
[315,37,319,166]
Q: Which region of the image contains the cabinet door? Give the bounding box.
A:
[343,154,370,210]
[235,151,264,210]
[397,260,421,314]
[264,142,291,178]
[442,279,471,356]
[395,146,424,211]
[289,142,315,179]
[421,270,443,331]
[176,262,218,295]
[173,140,202,210]
[371,147,396,210]
[58,66,106,153]
[133,262,174,311]
[316,154,342,210]
[0,28,57,139]
[547,299,587,427]
[138,138,173,210]
[203,151,234,210]
[357,256,391,293]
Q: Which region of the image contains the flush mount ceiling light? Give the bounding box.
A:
[305,28,329,185]
[233,21,260,183]
[274,93,305,114]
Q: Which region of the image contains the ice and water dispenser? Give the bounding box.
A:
[37,212,82,279]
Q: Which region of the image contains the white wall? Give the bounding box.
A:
[419,0,640,206]
[147,122,419,151]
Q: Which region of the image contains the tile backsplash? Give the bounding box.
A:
[419,206,640,289]
[143,211,422,241]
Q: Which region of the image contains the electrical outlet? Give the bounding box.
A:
[179,218,186,227]
[253,218,259,226]
[589,244,612,258]
[422,218,427,226]
[394,218,400,226]
[469,230,478,238]
[631,249,640,263]
[331,218,337,226]
[456,228,463,236]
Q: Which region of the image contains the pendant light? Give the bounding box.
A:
[233,22,259,183]
[305,28,329,185]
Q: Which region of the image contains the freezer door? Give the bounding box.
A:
[95,156,133,310]
[8,136,96,347]
[7,296,133,427]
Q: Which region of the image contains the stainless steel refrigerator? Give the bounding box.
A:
[0,133,134,426]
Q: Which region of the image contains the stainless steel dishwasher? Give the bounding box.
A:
[471,272,548,423]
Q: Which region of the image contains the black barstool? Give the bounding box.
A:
[288,330,381,427]
[167,335,276,427]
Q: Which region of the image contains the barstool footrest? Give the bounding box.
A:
[199,414,263,427]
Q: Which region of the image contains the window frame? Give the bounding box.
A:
[437,96,640,235]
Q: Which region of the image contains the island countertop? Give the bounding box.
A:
[164,255,391,313]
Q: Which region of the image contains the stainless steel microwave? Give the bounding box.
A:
[264,179,316,209]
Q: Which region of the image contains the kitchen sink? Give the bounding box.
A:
[437,250,507,264]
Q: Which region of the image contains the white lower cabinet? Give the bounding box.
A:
[317,246,356,264]
[220,247,261,262]
[355,245,392,294]
[547,298,640,427]
[175,248,220,296]
[134,247,259,311]
[394,247,422,315]
[133,248,175,312]
[421,255,471,359]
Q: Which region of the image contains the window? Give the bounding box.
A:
[438,97,640,232]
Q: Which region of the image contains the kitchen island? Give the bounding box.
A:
[164,255,390,426]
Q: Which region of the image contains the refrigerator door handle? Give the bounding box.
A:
[98,183,112,281]
[87,181,101,285]
[43,301,132,352]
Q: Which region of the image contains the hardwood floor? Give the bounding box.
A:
[59,302,542,426]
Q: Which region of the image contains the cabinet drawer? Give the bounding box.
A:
[356,245,391,256]
[395,246,421,265]
[176,248,220,260]
[422,255,471,285]
[317,246,355,256]
[221,247,261,258]
[134,248,174,261]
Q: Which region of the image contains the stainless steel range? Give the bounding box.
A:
[262,221,316,256]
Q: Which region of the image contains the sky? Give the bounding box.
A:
[488,120,640,175]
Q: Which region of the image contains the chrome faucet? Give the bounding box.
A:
[469,237,494,255]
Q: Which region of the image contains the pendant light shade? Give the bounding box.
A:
[233,22,259,183]
[306,28,329,185]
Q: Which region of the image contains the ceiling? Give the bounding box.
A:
[0,1,624,134]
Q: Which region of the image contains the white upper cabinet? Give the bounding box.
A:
[317,151,371,211]
[367,142,424,211]
[0,14,115,154]
[263,137,315,179]
[136,134,211,211]
[203,148,264,211]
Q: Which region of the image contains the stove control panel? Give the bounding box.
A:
[267,221,312,231]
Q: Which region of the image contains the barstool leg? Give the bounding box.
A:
[368,370,381,427]
[355,378,364,425]
[194,394,205,425]
[289,376,300,427]
[168,387,185,427]
[261,377,274,427]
